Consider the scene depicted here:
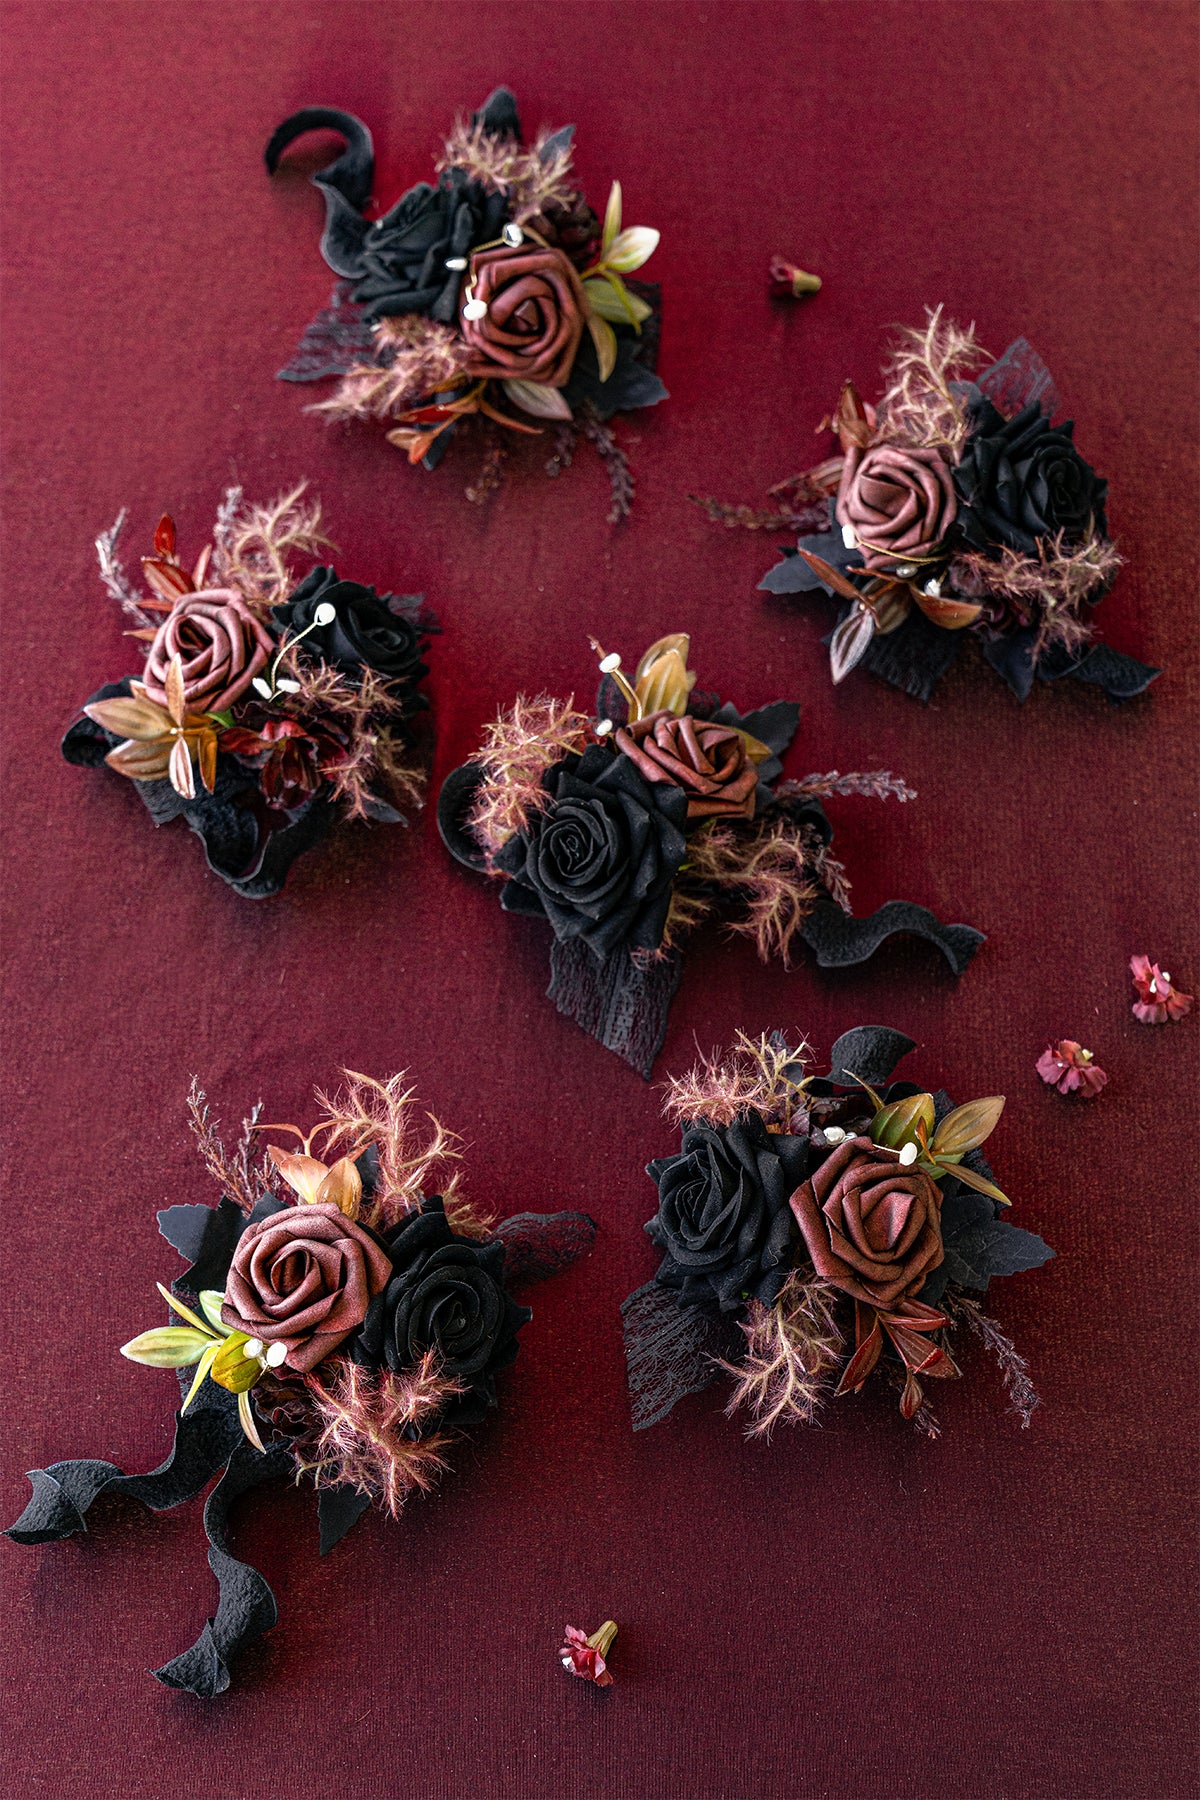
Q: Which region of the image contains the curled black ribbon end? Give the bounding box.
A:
[800,898,985,977]
[436,761,489,871]
[265,107,376,279]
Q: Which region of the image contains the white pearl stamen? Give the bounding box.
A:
[444,256,468,271]
[898,1141,919,1166]
[462,297,488,321]
[244,1338,264,1360]
[502,223,525,247]
[595,718,614,737]
[598,652,621,673]
[264,1342,288,1368]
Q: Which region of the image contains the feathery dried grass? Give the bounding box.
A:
[951,531,1118,653]
[719,1273,844,1437]
[186,1079,272,1213]
[314,318,470,424]
[945,1293,1041,1428]
[692,816,824,966]
[279,1354,463,1518]
[223,482,332,610]
[438,121,577,218]
[662,1029,810,1131]
[778,770,917,804]
[95,509,160,629]
[467,695,592,858]
[313,1069,490,1237]
[878,305,989,454]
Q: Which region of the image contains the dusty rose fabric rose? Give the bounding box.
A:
[789,1136,944,1308]
[460,243,586,387]
[836,442,957,572]
[615,710,759,821]
[221,1201,392,1374]
[142,588,274,714]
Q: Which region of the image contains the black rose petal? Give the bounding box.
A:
[493,745,688,960]
[273,567,428,711]
[645,1114,807,1313]
[352,170,510,325]
[353,1198,530,1428]
[954,397,1108,557]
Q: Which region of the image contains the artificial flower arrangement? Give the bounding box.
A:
[437,634,984,1078]
[704,309,1158,702]
[6,1072,595,1695]
[622,1027,1053,1434]
[62,486,434,897]
[267,87,667,519]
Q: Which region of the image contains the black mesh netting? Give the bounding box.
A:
[621,1281,740,1431]
[494,1210,597,1286]
[278,280,379,383]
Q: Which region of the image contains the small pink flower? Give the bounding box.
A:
[1036,1040,1108,1098]
[1130,955,1193,1025]
[768,255,821,298]
[560,1620,617,1688]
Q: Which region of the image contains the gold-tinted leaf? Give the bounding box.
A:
[192,543,212,588]
[104,738,172,782]
[870,1091,936,1150]
[84,696,172,741]
[602,179,622,253]
[180,1339,222,1413]
[585,309,618,382]
[119,1326,211,1368]
[935,1158,1011,1208]
[797,546,868,604]
[198,1290,231,1334]
[316,1155,363,1219]
[931,1096,1005,1157]
[635,634,691,684]
[501,377,573,421]
[164,654,186,727]
[605,225,660,273]
[195,728,218,794]
[211,1331,261,1394]
[734,728,774,765]
[238,1388,267,1453]
[869,583,914,635]
[635,648,692,717]
[269,1145,330,1204]
[582,276,651,325]
[155,1281,210,1333]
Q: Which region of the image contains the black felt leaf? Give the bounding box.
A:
[941,1221,1054,1292]
[732,699,801,755]
[1038,640,1161,701]
[174,1195,251,1294]
[759,531,860,594]
[827,1026,916,1088]
[539,123,575,160]
[564,315,668,420]
[317,1484,372,1556]
[472,87,521,137]
[800,898,985,977]
[982,627,1039,702]
[158,1203,223,1264]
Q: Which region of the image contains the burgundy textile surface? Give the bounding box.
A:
[1,3,1197,1796]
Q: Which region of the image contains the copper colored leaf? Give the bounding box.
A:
[831,380,873,452]
[835,1311,883,1395]
[192,543,212,588]
[935,1158,1011,1208]
[931,1096,1005,1157]
[870,1090,935,1150]
[141,556,192,602]
[316,1154,363,1219]
[635,648,693,717]
[168,733,195,799]
[268,1145,331,1204]
[796,545,867,604]
[153,514,177,557]
[828,604,876,684]
[84,696,171,740]
[195,729,218,794]
[585,309,618,382]
[104,738,172,782]
[913,590,985,630]
[870,583,914,634]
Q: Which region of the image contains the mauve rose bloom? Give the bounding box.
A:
[460,243,586,387]
[221,1201,392,1374]
[142,589,274,714]
[836,442,957,573]
[789,1136,944,1308]
[615,711,759,821]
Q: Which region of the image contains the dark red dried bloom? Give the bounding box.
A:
[1036,1040,1108,1097]
[560,1621,617,1687]
[221,716,337,803]
[1130,955,1193,1025]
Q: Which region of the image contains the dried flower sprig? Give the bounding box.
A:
[662,1030,810,1132]
[560,1620,618,1687]
[718,1272,843,1437]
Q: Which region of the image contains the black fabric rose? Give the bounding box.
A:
[492,745,688,960]
[353,1198,530,1426]
[954,397,1108,556]
[646,1113,808,1313]
[351,169,511,325]
[274,567,428,709]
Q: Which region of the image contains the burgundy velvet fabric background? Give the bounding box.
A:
[2,4,1197,1796]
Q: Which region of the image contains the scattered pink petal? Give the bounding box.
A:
[560,1621,617,1687]
[1130,955,1193,1025]
[1036,1040,1108,1098]
[768,254,821,299]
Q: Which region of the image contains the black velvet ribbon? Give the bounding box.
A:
[799,897,985,977]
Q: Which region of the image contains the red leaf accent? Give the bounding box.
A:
[154,514,177,557]
[835,1304,883,1395]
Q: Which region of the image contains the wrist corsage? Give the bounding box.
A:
[623,1027,1053,1434]
[62,486,434,897]
[6,1072,595,1694]
[437,635,984,1078]
[710,309,1158,702]
[267,87,666,519]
